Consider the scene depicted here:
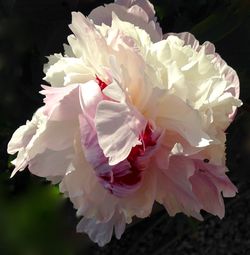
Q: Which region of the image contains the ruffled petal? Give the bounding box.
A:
[77,211,126,247]
[190,159,237,218]
[157,156,203,219]
[190,171,225,218]
[43,56,93,87]
[40,84,80,120]
[89,0,162,42]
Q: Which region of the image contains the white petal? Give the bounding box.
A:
[157,95,212,147]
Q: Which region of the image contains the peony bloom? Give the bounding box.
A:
[8,0,242,246]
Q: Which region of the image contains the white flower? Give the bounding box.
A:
[8,0,241,246]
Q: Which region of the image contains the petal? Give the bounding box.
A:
[79,80,103,119]
[89,1,162,42]
[102,79,126,102]
[27,119,76,158]
[69,12,108,72]
[10,150,28,177]
[8,121,37,155]
[8,107,44,154]
[169,32,241,121]
[164,156,202,215]
[43,55,93,87]
[40,84,80,121]
[156,166,203,220]
[190,171,225,219]
[77,211,126,247]
[116,0,156,20]
[156,95,212,147]
[28,148,74,178]
[196,161,238,198]
[95,100,147,165]
[79,112,144,197]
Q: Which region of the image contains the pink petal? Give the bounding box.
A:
[190,159,237,218]
[156,159,203,220]
[115,0,156,21]
[79,80,103,119]
[79,112,143,197]
[194,160,237,197]
[77,211,126,247]
[7,107,44,155]
[28,148,74,178]
[89,2,162,42]
[95,100,147,165]
[190,171,225,219]
[40,84,80,121]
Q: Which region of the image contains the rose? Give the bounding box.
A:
[8,0,241,246]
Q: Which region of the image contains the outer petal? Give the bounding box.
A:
[190,172,225,218]
[60,137,118,222]
[28,148,74,178]
[40,84,80,120]
[68,12,109,76]
[156,156,203,219]
[89,1,162,42]
[8,121,38,155]
[8,104,76,178]
[76,211,126,247]
[116,0,155,19]
[167,32,241,122]
[189,159,237,218]
[43,55,93,87]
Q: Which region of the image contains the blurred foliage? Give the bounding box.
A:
[0,0,250,254]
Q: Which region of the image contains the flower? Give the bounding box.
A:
[8,0,242,246]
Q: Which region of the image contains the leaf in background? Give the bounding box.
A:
[191,0,250,43]
[0,0,16,15]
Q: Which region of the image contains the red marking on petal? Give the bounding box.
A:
[80,90,158,197]
[96,76,108,91]
[127,123,156,163]
[106,123,157,193]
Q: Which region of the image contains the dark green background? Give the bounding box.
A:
[0,0,250,254]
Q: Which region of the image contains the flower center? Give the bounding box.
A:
[98,123,157,197]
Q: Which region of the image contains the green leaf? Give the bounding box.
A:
[191,0,250,42]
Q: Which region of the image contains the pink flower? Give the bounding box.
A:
[8,0,241,246]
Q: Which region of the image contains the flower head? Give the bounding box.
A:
[8,0,241,246]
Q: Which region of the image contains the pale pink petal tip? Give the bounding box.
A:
[89,0,162,42]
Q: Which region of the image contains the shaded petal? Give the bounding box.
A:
[8,107,44,154]
[79,112,144,197]
[156,165,203,220]
[8,121,37,155]
[77,211,126,247]
[190,171,225,218]
[28,148,74,178]
[89,1,162,42]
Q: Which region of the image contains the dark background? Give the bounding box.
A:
[0,0,250,254]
